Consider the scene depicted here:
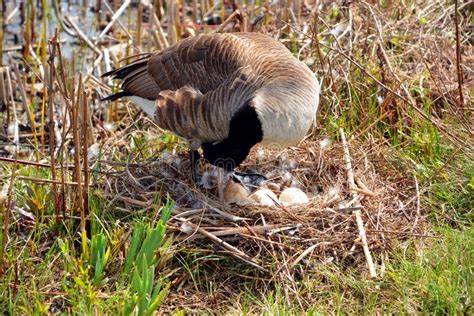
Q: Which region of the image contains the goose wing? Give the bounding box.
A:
[104,33,262,142]
[104,33,247,100]
[154,65,258,142]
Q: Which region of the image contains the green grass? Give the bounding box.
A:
[388,226,473,314]
[426,161,474,227]
[233,226,472,315]
[0,191,174,314]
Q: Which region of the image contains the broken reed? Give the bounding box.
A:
[0,2,4,66]
[49,35,90,232]
[48,31,58,221]
[2,32,90,237]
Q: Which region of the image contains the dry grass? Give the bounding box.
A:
[106,135,427,264]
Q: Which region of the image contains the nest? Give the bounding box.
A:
[100,133,428,284]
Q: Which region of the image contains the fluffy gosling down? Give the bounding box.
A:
[102,32,320,192]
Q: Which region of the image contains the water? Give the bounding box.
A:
[2,0,135,63]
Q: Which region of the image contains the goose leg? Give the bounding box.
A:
[217,168,226,201]
[189,150,201,183]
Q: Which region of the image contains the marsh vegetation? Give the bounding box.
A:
[0,0,472,313]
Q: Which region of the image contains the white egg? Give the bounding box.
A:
[249,189,278,207]
[279,188,309,206]
[224,182,253,206]
[262,181,280,192]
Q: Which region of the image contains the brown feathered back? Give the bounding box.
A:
[104,32,319,144]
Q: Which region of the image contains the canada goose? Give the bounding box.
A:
[102,32,320,183]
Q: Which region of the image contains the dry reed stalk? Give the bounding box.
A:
[53,41,68,98]
[215,9,241,33]
[0,157,53,168]
[154,0,163,20]
[355,178,376,197]
[148,18,162,49]
[192,0,198,24]
[103,48,112,74]
[205,204,248,222]
[5,68,19,150]
[72,74,86,235]
[54,37,71,217]
[136,2,143,47]
[220,0,225,24]
[0,156,108,175]
[0,5,4,67]
[12,50,46,160]
[0,156,18,276]
[178,218,267,272]
[27,47,45,79]
[81,89,90,217]
[98,0,131,39]
[352,187,376,197]
[340,128,377,278]
[153,11,169,48]
[101,0,134,43]
[48,31,60,222]
[12,175,81,186]
[85,54,103,81]
[203,1,220,19]
[0,67,9,122]
[5,4,19,25]
[10,60,35,134]
[168,0,178,44]
[64,16,101,55]
[454,0,465,112]
[23,0,34,60]
[178,0,185,39]
[239,10,248,33]
[187,224,298,239]
[289,242,331,270]
[200,0,207,26]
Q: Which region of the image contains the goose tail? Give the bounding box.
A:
[100,90,133,102]
[101,55,151,79]
[101,55,161,112]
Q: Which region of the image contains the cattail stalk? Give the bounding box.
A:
[48,30,60,222]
